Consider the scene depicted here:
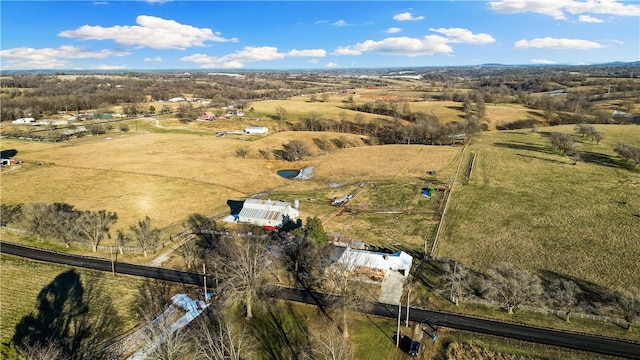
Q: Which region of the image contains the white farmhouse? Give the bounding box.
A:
[336,247,413,277]
[238,198,299,228]
[169,97,186,102]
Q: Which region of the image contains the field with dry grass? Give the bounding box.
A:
[438,124,640,289]
[0,127,460,240]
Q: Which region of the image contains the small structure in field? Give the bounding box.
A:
[237,198,300,228]
[201,112,215,121]
[244,126,268,134]
[335,247,413,278]
[11,117,35,125]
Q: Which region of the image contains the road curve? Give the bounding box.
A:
[2,241,639,359]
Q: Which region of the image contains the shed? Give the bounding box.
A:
[244,126,268,134]
[237,198,299,228]
[11,117,35,124]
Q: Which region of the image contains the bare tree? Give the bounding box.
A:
[550,132,578,156]
[615,288,640,331]
[547,279,581,322]
[140,315,190,360]
[115,229,131,255]
[0,202,22,226]
[439,261,470,306]
[76,210,118,252]
[307,320,354,360]
[130,216,161,257]
[215,237,273,319]
[235,147,249,158]
[321,252,371,338]
[484,263,543,314]
[18,340,63,360]
[273,140,312,162]
[275,106,288,123]
[176,237,201,269]
[192,310,255,360]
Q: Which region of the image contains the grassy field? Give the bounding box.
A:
[0,254,147,345]
[438,124,640,289]
[0,127,460,250]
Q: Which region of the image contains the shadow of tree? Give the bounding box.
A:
[12,270,122,360]
[249,300,311,360]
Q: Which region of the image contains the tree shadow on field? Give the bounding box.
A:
[493,141,554,155]
[249,300,311,360]
[515,153,568,165]
[12,270,122,360]
[0,149,18,158]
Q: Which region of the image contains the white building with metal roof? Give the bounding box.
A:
[336,247,413,277]
[237,198,300,228]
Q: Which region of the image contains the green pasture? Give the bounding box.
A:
[439,124,640,289]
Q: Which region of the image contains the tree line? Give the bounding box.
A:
[0,202,160,255]
[438,261,640,330]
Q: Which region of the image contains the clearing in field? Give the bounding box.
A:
[438,124,640,289]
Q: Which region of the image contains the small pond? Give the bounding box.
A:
[277,169,301,179]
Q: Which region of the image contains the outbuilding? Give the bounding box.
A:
[11,117,35,125]
[244,126,268,134]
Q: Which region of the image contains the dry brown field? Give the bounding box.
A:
[0,129,460,239]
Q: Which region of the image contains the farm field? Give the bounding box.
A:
[0,128,460,241]
[438,124,640,289]
[0,254,147,345]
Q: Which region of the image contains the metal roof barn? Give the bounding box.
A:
[238,198,299,228]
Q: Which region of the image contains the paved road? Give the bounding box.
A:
[2,241,639,359]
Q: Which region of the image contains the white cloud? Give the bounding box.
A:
[578,14,603,22]
[181,46,326,68]
[385,27,402,34]
[59,15,238,50]
[97,64,127,70]
[0,45,129,69]
[515,37,605,49]
[144,56,163,62]
[315,20,329,24]
[531,58,557,64]
[489,0,640,20]
[334,36,453,57]
[325,62,339,68]
[333,28,494,57]
[429,28,496,44]
[332,20,348,26]
[287,49,327,57]
[393,12,424,21]
[93,2,109,5]
[307,58,320,64]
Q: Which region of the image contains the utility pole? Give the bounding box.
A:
[406,288,411,327]
[110,245,116,277]
[396,301,402,347]
[203,263,208,302]
[450,260,457,305]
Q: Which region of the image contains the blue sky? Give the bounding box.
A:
[1,0,639,70]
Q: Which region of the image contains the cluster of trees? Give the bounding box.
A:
[286,108,481,146]
[0,202,161,255]
[574,123,605,144]
[614,143,640,167]
[440,262,640,329]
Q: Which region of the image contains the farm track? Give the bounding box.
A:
[47,163,247,195]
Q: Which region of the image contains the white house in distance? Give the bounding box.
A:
[244,126,268,134]
[169,97,186,102]
[11,117,35,125]
[336,247,413,278]
[238,198,300,228]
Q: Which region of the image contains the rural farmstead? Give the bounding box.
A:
[237,198,300,228]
